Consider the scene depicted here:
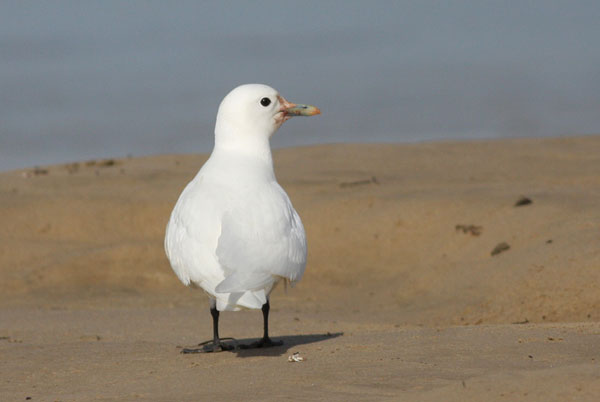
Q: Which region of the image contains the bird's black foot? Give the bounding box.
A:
[180,337,236,353]
[240,337,283,349]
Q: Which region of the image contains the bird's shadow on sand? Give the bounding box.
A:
[233,332,343,357]
[180,332,343,357]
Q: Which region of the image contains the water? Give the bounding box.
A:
[2,1,599,171]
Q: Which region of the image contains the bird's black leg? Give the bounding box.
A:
[240,300,283,349]
[207,306,235,352]
[181,303,235,353]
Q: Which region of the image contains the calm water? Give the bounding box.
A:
[1,1,599,171]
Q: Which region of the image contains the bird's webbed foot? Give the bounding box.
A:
[180,337,236,353]
[239,337,283,349]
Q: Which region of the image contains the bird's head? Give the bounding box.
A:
[215,84,320,143]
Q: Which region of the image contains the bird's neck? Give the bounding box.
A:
[212,127,275,175]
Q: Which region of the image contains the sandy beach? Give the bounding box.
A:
[2,136,600,401]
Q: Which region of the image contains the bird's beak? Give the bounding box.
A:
[278,95,321,121]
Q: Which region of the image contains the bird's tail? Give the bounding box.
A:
[215,272,273,294]
[213,272,276,310]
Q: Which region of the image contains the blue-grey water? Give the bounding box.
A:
[1,1,599,171]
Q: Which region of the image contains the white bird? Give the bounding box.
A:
[165,84,320,352]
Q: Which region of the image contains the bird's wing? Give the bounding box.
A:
[165,176,225,288]
[214,183,306,294]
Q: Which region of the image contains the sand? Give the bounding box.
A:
[1,136,600,401]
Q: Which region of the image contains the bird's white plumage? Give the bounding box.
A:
[165,84,308,311]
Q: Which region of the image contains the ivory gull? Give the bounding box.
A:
[165,84,320,352]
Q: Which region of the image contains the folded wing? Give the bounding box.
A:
[214,184,307,294]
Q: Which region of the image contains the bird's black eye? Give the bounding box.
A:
[260,97,271,107]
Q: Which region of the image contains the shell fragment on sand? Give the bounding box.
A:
[288,352,304,362]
